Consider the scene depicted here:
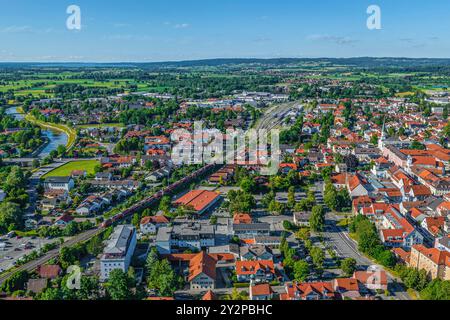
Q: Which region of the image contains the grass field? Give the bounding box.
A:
[43,160,100,178]
[76,123,124,129]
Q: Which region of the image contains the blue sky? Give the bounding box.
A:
[0,0,449,62]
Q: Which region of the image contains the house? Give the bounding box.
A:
[156,223,215,254]
[379,206,424,249]
[95,172,112,181]
[293,212,311,227]
[140,215,169,235]
[235,260,275,283]
[249,283,274,300]
[421,216,446,238]
[408,244,450,280]
[173,190,221,215]
[239,244,273,261]
[233,213,252,224]
[100,225,137,281]
[202,290,217,300]
[26,278,48,294]
[37,264,62,279]
[146,167,170,182]
[353,270,388,291]
[43,177,74,191]
[54,214,74,227]
[281,281,335,300]
[332,278,361,299]
[188,251,217,290]
[233,223,270,239]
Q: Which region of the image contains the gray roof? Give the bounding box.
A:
[233,223,270,231]
[156,226,172,242]
[104,225,135,256]
[45,176,72,183]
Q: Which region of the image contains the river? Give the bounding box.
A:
[5,106,68,159]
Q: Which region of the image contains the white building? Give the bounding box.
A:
[100,225,137,281]
[43,177,75,191]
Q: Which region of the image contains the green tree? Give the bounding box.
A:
[107,269,133,300]
[340,258,357,276]
[293,260,309,282]
[309,205,325,232]
[310,247,325,270]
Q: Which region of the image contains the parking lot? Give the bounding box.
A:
[0,235,55,272]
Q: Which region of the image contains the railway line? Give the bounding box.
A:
[0,163,218,286]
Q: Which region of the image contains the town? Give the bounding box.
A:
[0,57,449,302]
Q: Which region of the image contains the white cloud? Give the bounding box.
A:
[174,23,190,29]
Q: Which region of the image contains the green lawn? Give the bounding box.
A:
[76,123,124,129]
[43,160,99,178]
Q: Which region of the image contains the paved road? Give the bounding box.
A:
[324,213,410,300]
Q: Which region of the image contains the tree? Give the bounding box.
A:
[240,177,256,193]
[107,269,133,300]
[295,228,310,241]
[268,200,285,215]
[293,260,309,282]
[310,247,325,270]
[283,220,294,231]
[0,202,23,233]
[287,186,296,209]
[420,279,450,300]
[77,276,100,300]
[158,196,171,214]
[226,288,248,300]
[147,258,179,297]
[340,258,357,276]
[309,205,325,232]
[0,270,28,294]
[131,213,140,228]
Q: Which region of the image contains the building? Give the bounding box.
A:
[156,222,215,254]
[281,281,335,300]
[235,260,275,283]
[233,223,270,239]
[239,244,273,261]
[43,176,74,191]
[140,215,169,235]
[249,283,274,300]
[100,225,137,281]
[353,270,388,291]
[408,244,450,280]
[293,212,311,227]
[173,190,221,215]
[188,251,217,290]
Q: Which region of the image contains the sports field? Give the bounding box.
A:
[42,160,99,178]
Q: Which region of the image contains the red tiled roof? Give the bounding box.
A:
[37,264,62,279]
[250,283,273,296]
[174,190,220,212]
[235,260,274,276]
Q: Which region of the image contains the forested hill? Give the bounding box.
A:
[3,57,450,70]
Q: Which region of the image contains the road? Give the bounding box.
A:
[324,213,410,300]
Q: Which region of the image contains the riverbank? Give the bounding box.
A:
[23,111,77,151]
